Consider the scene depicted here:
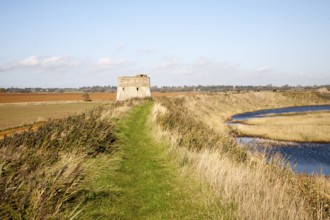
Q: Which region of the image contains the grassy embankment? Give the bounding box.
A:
[1,99,228,219]
[80,101,227,219]
[233,111,330,142]
[152,91,330,219]
[0,106,116,219]
[0,100,139,219]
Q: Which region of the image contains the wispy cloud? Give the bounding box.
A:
[153,59,180,69]
[0,55,80,72]
[256,65,272,73]
[96,57,132,69]
[147,57,246,85]
[115,43,125,50]
[0,56,133,73]
[2,55,325,87]
[19,56,40,66]
[136,48,157,54]
[0,55,136,87]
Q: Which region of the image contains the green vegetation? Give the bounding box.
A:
[0,106,117,219]
[0,102,100,130]
[80,101,225,219]
[1,91,329,219]
[82,92,92,102]
[232,111,330,142]
[152,95,330,219]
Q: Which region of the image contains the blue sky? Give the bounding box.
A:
[0,0,329,87]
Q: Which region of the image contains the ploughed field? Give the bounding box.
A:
[0,92,199,103]
[0,92,116,103]
[0,103,100,139]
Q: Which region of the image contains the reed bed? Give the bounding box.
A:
[233,111,330,142]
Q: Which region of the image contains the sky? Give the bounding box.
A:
[0,0,330,88]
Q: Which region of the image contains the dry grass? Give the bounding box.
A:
[0,106,116,219]
[151,91,330,219]
[233,111,330,142]
[0,122,43,140]
[0,100,143,219]
[182,91,330,134]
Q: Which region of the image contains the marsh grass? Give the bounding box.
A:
[152,93,330,219]
[232,111,330,142]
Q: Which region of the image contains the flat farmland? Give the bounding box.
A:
[0,92,201,104]
[0,102,101,131]
[0,92,200,135]
[0,93,116,103]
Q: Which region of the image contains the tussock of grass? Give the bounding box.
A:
[152,93,330,219]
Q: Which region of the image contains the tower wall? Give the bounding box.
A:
[116,75,151,101]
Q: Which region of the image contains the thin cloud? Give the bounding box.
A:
[115,43,125,50]
[136,48,157,54]
[148,57,246,85]
[9,55,79,70]
[19,56,39,66]
[153,59,180,69]
[256,65,272,73]
[0,56,134,75]
[96,57,132,69]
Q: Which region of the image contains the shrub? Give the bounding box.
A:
[82,92,92,102]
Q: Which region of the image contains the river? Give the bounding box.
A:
[230,105,330,175]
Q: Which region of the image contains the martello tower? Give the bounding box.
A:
[116,74,151,101]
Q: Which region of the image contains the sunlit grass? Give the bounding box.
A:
[152,91,330,219]
[233,111,330,142]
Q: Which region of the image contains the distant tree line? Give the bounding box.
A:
[0,86,117,93]
[0,84,329,93]
[150,84,330,92]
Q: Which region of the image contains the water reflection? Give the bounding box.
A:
[232,105,330,121]
[237,137,330,176]
[231,105,330,176]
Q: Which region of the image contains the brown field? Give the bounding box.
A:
[0,92,116,103]
[0,92,201,103]
[0,122,42,139]
[0,102,101,131]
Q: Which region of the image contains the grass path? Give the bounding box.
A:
[80,102,223,219]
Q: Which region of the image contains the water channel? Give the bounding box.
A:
[229,105,330,175]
